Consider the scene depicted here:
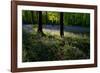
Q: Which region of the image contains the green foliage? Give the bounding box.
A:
[22,10,38,24]
[64,13,90,27]
[22,11,90,27]
[47,12,60,24]
[22,29,90,62]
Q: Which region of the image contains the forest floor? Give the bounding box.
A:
[22,24,90,33]
[22,24,90,62]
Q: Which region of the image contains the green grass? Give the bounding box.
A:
[22,29,90,62]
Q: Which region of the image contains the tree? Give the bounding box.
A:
[37,11,42,32]
[31,11,34,24]
[37,11,45,35]
[60,12,64,37]
[22,11,29,24]
[45,12,48,25]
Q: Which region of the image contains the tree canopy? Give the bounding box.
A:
[22,10,90,27]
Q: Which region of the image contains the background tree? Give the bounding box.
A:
[22,11,90,28]
[45,12,48,25]
[60,12,64,37]
[31,11,34,24]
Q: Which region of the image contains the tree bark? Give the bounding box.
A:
[37,11,46,36]
[37,11,43,33]
[60,12,64,37]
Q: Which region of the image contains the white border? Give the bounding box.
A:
[17,5,94,68]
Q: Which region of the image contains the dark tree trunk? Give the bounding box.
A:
[31,11,34,24]
[38,11,43,33]
[37,11,45,36]
[60,12,64,37]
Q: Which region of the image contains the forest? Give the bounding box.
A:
[22,10,90,62]
[22,10,90,27]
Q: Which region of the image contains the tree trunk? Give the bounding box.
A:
[37,11,45,36]
[37,11,43,32]
[25,11,28,24]
[31,11,34,24]
[60,12,64,37]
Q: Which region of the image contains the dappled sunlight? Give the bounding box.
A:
[22,28,90,62]
[22,10,90,62]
